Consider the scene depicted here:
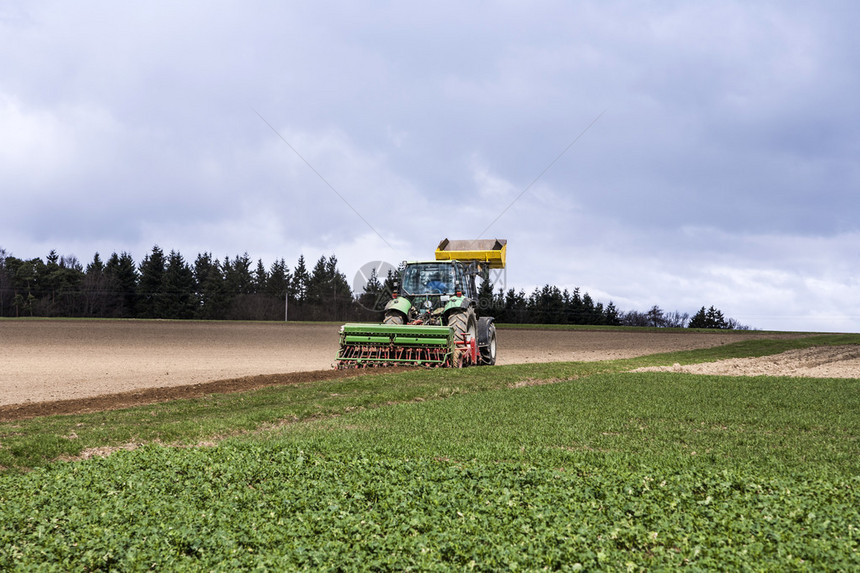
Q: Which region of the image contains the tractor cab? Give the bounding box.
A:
[384,239,505,326]
[395,260,474,323]
[401,261,473,297]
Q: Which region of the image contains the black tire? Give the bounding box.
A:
[447,307,477,365]
[480,322,496,366]
[383,310,405,325]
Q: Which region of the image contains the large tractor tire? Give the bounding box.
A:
[478,318,497,366]
[447,307,477,366]
[383,310,405,325]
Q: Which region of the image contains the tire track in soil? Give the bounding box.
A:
[0,369,383,422]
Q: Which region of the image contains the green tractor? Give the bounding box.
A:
[336,239,506,368]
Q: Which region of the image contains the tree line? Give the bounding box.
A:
[0,246,748,328]
[0,246,358,322]
[474,285,748,329]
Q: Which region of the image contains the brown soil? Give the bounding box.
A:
[0,369,384,422]
[634,345,860,378]
[0,320,827,421]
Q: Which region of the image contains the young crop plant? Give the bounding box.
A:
[1,443,858,570]
[1,335,859,570]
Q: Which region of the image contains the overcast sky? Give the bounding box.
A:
[2,1,858,332]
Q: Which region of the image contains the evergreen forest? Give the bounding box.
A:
[0,247,746,328]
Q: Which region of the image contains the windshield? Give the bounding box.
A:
[401,263,455,295]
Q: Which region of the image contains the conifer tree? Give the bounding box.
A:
[266,258,291,299]
[193,253,225,319]
[105,252,138,317]
[161,250,195,318]
[476,266,495,317]
[325,255,352,321]
[82,252,108,317]
[358,266,384,311]
[689,305,730,329]
[306,256,328,306]
[604,301,621,325]
[253,259,268,294]
[0,248,10,316]
[223,253,253,297]
[292,255,309,304]
[382,268,398,296]
[138,246,166,318]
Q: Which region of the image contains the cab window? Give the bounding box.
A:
[401,263,454,295]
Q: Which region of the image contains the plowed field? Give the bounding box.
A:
[0,320,832,420]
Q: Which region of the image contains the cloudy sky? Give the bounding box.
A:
[2,1,858,332]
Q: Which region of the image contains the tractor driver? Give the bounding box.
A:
[425,272,449,294]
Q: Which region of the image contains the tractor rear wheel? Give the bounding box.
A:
[480,322,497,365]
[447,307,477,366]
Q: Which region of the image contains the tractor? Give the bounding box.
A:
[336,238,506,368]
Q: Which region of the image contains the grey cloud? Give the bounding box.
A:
[2,1,859,331]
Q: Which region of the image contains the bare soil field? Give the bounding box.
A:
[635,345,860,378]
[0,319,838,420]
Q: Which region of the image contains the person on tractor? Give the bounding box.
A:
[425,272,449,294]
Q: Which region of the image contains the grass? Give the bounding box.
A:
[281,371,859,477]
[0,334,858,569]
[1,334,856,472]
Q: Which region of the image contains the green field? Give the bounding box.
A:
[1,335,858,570]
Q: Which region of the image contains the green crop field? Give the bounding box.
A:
[1,335,858,571]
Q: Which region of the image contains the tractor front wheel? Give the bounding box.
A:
[383,310,405,325]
